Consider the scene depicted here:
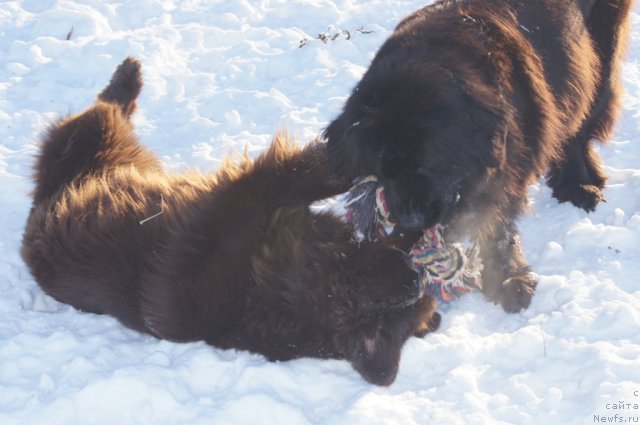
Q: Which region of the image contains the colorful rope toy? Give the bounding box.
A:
[345,176,483,302]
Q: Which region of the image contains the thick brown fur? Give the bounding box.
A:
[21,57,441,386]
[324,0,633,312]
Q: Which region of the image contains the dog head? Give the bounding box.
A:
[330,241,439,386]
[325,62,507,230]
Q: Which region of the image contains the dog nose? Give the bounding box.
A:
[382,177,445,230]
[393,203,442,230]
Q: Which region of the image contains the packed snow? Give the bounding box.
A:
[1,1,639,424]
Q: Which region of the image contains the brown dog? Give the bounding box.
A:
[21,57,440,386]
[324,0,633,312]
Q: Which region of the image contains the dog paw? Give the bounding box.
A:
[414,311,441,337]
[496,274,537,313]
[552,181,605,212]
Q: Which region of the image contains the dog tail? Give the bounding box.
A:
[32,57,159,204]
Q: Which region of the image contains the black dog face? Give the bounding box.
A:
[325,63,505,230]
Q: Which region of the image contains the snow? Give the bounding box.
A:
[1,1,639,424]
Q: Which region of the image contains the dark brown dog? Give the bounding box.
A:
[21,57,440,386]
[324,0,632,312]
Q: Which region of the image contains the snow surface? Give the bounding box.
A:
[1,1,639,424]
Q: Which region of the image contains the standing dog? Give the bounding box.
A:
[324,0,633,312]
[21,58,441,386]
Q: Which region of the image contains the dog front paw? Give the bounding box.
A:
[495,274,537,313]
[413,310,441,338]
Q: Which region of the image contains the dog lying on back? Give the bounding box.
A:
[21,57,441,386]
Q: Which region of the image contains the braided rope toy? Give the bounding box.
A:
[345,176,483,302]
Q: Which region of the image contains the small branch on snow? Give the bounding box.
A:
[299,26,374,48]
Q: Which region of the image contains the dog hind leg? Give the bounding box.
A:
[547,0,632,211]
[97,56,143,119]
[32,58,159,203]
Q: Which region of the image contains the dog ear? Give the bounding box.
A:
[323,112,351,150]
[323,111,368,180]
